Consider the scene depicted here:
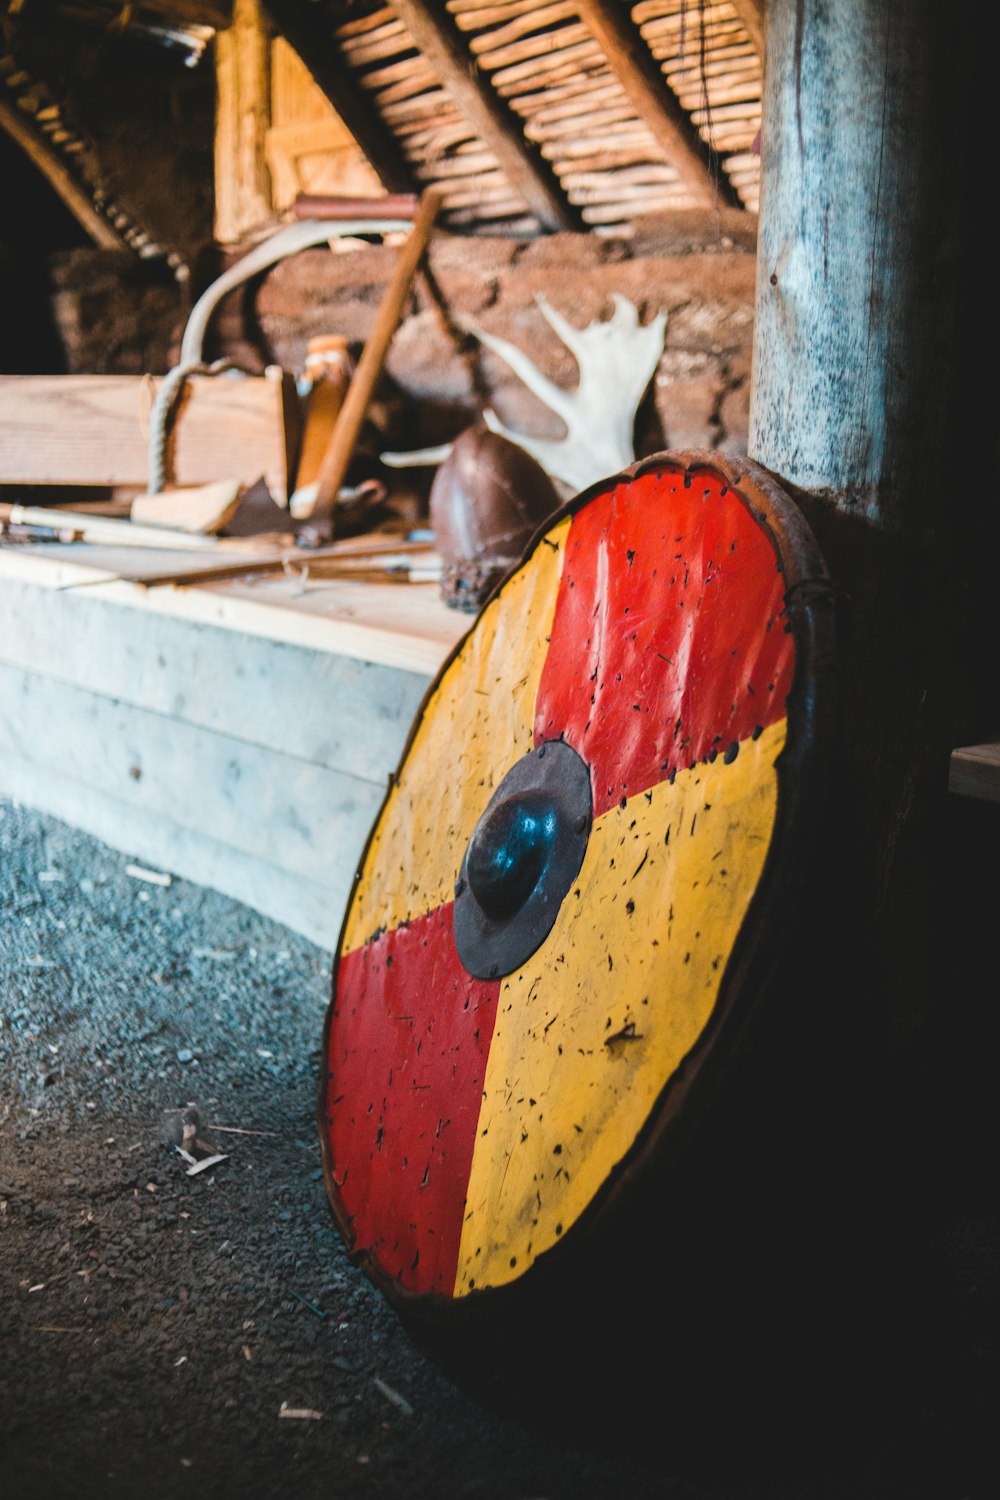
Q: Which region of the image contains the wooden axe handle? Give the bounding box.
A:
[309,188,444,532]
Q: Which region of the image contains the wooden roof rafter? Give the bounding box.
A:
[0,91,125,250]
[222,1,764,233]
[3,0,766,248]
[727,0,766,66]
[575,0,744,211]
[384,0,584,232]
[0,21,188,271]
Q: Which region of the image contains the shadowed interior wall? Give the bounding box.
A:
[44,208,758,460]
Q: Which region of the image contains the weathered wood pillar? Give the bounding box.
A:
[214,0,273,245]
[747,0,993,1279]
[750,0,960,535]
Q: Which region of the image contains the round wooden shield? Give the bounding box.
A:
[318,451,834,1325]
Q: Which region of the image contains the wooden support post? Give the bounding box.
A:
[575,0,742,210]
[750,0,968,538]
[214,0,274,244]
[747,0,990,1285]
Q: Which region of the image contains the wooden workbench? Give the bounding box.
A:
[0,538,469,949]
[5,523,995,950]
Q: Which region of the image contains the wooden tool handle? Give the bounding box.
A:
[309,188,444,531]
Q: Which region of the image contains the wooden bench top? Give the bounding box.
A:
[949,741,1000,804]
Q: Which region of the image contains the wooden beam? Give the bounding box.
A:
[213,0,274,244]
[260,0,418,196]
[115,0,231,27]
[729,0,768,65]
[749,0,960,530]
[575,0,742,210]
[0,543,467,676]
[385,0,584,232]
[745,0,987,1238]
[0,95,126,251]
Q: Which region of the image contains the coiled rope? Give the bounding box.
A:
[146,217,413,495]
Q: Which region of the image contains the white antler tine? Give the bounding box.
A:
[482,408,509,439]
[628,293,668,340]
[606,291,641,328]
[471,322,576,425]
[380,442,454,468]
[448,296,669,495]
[533,292,590,364]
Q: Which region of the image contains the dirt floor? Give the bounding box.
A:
[1,796,996,1500]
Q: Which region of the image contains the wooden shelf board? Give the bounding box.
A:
[0,540,470,677]
[949,741,1000,804]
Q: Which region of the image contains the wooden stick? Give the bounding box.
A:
[308,188,444,531]
[0,503,226,552]
[126,536,435,590]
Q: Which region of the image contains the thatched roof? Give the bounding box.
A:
[1,1,764,264]
[266,0,764,233]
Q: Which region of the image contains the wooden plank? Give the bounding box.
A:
[949,743,1000,804]
[384,0,583,232]
[291,192,419,219]
[0,371,296,502]
[0,573,431,785]
[266,37,385,209]
[0,661,384,888]
[574,0,742,210]
[0,545,467,676]
[262,0,418,194]
[129,480,244,534]
[0,750,344,950]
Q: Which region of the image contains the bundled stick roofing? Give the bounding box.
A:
[1,0,763,256]
[269,0,764,232]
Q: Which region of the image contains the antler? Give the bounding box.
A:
[381,293,667,495]
[475,293,667,494]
